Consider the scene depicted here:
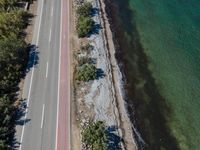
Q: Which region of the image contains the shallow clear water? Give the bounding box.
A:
[109,0,200,149]
[129,0,200,149]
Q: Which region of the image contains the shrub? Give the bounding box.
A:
[80,43,93,53]
[77,2,92,17]
[76,63,97,81]
[77,16,94,37]
[81,121,108,150]
[77,56,93,66]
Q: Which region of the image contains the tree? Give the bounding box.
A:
[0,1,29,149]
[0,0,19,11]
[77,2,92,17]
[0,138,7,150]
[0,10,25,38]
[77,16,94,37]
[81,121,108,150]
[76,63,97,81]
[0,35,26,63]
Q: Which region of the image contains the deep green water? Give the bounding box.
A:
[106,0,200,149]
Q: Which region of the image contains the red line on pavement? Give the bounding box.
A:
[57,0,70,149]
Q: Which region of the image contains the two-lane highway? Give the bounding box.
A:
[15,0,68,149]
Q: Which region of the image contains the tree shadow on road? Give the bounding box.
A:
[11,98,31,150]
[25,44,39,73]
[15,99,31,126]
[10,43,40,149]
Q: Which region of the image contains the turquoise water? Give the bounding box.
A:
[129,0,200,149]
[107,0,200,149]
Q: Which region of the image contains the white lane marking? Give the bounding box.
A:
[55,1,62,149]
[41,104,45,128]
[51,7,54,17]
[36,0,44,45]
[49,29,52,43]
[19,54,35,150]
[19,0,44,149]
[46,62,49,78]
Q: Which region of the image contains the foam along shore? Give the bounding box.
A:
[82,0,138,149]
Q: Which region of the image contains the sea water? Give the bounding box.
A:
[109,0,200,149]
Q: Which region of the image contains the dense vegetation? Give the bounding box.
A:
[0,0,30,148]
[77,2,92,17]
[76,2,94,37]
[76,63,97,82]
[81,121,108,150]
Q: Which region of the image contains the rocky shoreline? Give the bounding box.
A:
[97,0,138,149]
[102,0,145,149]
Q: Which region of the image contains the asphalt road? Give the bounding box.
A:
[15,0,68,149]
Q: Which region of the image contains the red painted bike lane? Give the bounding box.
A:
[56,0,70,149]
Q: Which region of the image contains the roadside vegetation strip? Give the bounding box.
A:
[0,0,33,149]
[81,121,108,150]
[76,2,94,37]
[75,2,98,82]
[74,1,109,150]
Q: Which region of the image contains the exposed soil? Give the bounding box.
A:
[71,0,137,149]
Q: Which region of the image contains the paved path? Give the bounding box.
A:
[16,0,70,149]
[56,0,70,149]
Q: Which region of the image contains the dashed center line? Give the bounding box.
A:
[49,29,52,43]
[46,62,49,78]
[51,7,54,17]
[41,104,45,128]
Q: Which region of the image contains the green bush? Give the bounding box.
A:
[81,121,108,150]
[76,1,94,37]
[76,63,97,81]
[77,2,92,17]
[77,16,94,37]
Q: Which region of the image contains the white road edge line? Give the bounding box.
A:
[55,0,62,149]
[41,104,45,128]
[46,62,49,78]
[19,0,44,149]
